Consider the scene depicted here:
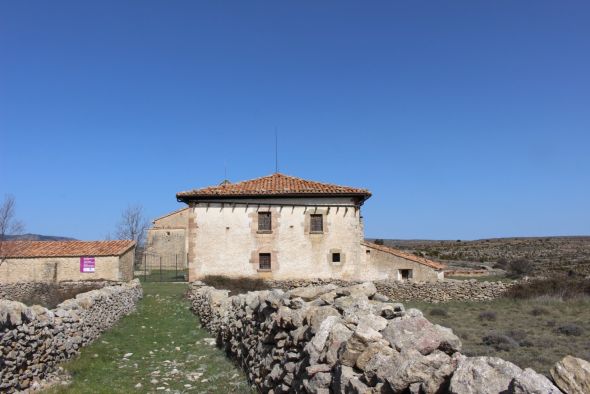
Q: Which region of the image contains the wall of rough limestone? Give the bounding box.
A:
[188,281,562,393]
[0,280,142,392]
[263,278,515,303]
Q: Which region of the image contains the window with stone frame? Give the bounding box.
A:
[259,253,271,270]
[310,214,323,233]
[258,212,272,231]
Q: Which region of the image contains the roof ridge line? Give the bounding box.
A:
[176,173,371,201]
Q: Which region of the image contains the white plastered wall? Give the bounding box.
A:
[189,197,366,281]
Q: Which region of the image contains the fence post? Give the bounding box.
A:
[175,254,178,281]
[144,254,147,281]
[160,256,162,282]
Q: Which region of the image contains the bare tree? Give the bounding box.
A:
[116,204,149,246]
[0,195,25,264]
[116,204,150,270]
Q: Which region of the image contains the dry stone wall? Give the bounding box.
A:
[188,281,562,393]
[373,279,515,303]
[0,279,142,392]
[263,278,514,303]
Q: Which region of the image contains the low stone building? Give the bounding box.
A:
[166,173,444,282]
[0,240,135,283]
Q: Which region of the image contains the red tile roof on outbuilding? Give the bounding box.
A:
[176,173,371,201]
[361,241,446,270]
[0,240,135,258]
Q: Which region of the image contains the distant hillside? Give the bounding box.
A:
[2,233,77,241]
[367,236,590,276]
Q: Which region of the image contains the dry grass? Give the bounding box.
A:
[406,296,590,375]
[19,283,107,309]
[200,275,271,295]
[505,278,590,299]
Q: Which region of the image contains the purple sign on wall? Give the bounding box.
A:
[80,257,95,273]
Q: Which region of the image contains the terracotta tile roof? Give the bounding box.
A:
[361,241,446,270]
[0,240,135,258]
[177,173,371,201]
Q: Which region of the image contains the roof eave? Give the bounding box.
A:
[176,192,371,204]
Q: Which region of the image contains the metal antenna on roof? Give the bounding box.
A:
[223,160,229,185]
[275,127,279,173]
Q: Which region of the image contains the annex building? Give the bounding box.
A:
[148,173,444,282]
[0,240,136,283]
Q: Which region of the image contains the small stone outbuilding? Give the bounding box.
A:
[0,240,135,283]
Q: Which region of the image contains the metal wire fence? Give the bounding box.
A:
[137,252,188,282]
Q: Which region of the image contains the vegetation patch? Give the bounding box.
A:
[481,332,519,351]
[505,278,590,300]
[478,311,497,322]
[201,275,271,295]
[429,307,448,317]
[555,323,584,337]
[14,282,109,309]
[529,306,549,316]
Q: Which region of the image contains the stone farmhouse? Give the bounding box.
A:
[148,173,444,282]
[0,240,135,283]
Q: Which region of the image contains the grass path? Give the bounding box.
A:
[47,282,252,394]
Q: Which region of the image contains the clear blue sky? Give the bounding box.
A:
[1,1,589,240]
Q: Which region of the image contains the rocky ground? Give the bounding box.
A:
[46,282,252,394]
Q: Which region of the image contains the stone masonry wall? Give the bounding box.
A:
[374,279,516,303]
[188,281,562,393]
[263,278,515,303]
[0,280,143,392]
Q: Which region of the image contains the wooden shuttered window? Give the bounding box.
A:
[310,214,323,233]
[258,212,272,231]
[259,253,271,270]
